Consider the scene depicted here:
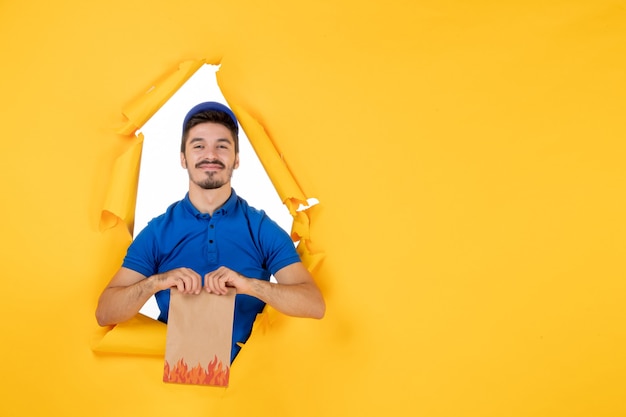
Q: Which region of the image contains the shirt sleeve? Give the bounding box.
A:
[258,215,302,275]
[121,224,159,278]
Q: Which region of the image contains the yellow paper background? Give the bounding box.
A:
[1,1,625,416]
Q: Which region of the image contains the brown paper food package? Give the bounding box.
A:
[163,288,236,387]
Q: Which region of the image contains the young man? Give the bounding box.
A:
[96,102,325,361]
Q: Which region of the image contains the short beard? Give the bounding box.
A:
[192,166,234,190]
[195,174,226,190]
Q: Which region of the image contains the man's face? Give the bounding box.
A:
[180,122,239,190]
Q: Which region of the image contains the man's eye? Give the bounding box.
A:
[194,145,203,149]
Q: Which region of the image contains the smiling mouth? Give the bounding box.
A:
[196,160,225,169]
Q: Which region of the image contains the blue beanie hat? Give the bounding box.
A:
[182,101,239,134]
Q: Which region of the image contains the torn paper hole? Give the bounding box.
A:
[133,64,294,319]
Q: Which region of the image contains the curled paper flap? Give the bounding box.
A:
[117,60,206,136]
[231,104,325,273]
[231,103,308,208]
[291,210,311,241]
[100,60,206,233]
[91,314,167,356]
[99,136,143,232]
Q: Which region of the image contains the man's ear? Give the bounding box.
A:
[180,152,187,169]
[234,153,240,170]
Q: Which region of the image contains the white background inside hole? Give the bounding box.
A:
[134,64,293,319]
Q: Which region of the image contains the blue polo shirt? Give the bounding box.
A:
[122,189,301,362]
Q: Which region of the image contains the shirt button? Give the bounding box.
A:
[209,240,214,244]
[210,224,214,229]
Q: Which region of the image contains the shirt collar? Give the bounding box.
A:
[182,188,238,218]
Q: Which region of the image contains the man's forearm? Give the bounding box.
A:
[245,279,326,319]
[95,278,156,326]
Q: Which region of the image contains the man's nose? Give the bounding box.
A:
[203,148,218,160]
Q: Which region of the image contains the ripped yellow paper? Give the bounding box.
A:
[92,314,167,356]
[96,61,324,355]
[3,1,626,416]
[230,103,308,210]
[100,135,143,232]
[117,60,206,136]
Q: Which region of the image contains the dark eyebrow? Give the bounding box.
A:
[188,137,233,145]
[216,138,233,145]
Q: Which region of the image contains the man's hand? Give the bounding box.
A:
[203,263,325,319]
[155,267,203,294]
[204,266,249,295]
